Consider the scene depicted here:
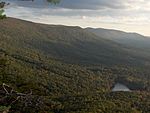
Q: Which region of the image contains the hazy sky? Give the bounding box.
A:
[4,0,150,36]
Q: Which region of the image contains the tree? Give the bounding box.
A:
[0,9,6,19]
[0,2,6,19]
[0,1,5,8]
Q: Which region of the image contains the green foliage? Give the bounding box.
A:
[0,106,11,112]
[0,2,6,19]
[0,9,6,19]
[53,92,149,113]
[0,18,149,113]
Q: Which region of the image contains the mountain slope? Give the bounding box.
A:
[86,27,150,50]
[1,18,150,66]
[0,18,150,113]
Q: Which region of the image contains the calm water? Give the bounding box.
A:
[112,83,131,92]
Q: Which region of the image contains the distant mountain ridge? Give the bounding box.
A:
[85,27,150,50]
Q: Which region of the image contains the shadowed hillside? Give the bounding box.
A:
[1,18,150,66]
[0,18,149,113]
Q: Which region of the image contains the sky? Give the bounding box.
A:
[4,0,150,36]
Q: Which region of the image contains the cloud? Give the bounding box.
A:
[5,0,150,12]
[57,0,127,10]
[3,0,136,10]
[4,0,150,36]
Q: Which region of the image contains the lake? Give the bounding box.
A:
[112,83,131,92]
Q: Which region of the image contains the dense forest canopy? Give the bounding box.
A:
[0,0,150,113]
[0,17,150,113]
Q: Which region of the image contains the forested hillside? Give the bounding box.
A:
[86,28,150,53]
[1,18,150,66]
[0,18,149,113]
